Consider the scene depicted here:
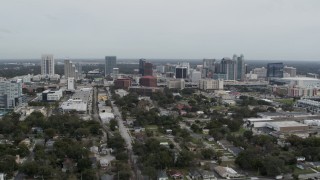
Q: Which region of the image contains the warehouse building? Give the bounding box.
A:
[266,121,308,132]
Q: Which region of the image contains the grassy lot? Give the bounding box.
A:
[145,125,158,131]
[231,127,246,136]
[293,167,315,175]
[274,98,295,105]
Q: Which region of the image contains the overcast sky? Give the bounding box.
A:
[0,0,319,60]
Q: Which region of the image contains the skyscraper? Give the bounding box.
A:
[143,62,153,76]
[105,56,117,76]
[175,66,187,79]
[202,59,216,78]
[221,57,237,80]
[236,54,245,81]
[267,63,284,78]
[139,59,146,75]
[139,59,153,76]
[64,60,80,80]
[41,54,55,75]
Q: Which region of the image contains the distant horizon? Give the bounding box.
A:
[0,58,319,62]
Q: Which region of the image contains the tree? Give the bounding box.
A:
[44,128,56,138]
[262,156,285,176]
[176,150,194,167]
[243,130,253,140]
[201,148,216,160]
[21,161,39,176]
[77,158,92,172]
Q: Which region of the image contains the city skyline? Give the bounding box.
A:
[1,0,320,60]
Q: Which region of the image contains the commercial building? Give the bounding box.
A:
[67,77,75,90]
[220,58,237,80]
[41,89,63,101]
[139,76,157,87]
[105,56,117,76]
[113,68,119,80]
[253,67,267,79]
[138,59,153,76]
[266,121,308,132]
[167,79,185,89]
[296,99,320,113]
[139,59,146,75]
[0,80,23,109]
[272,77,320,88]
[60,99,87,113]
[41,54,55,75]
[199,79,223,90]
[156,65,165,73]
[175,66,187,79]
[64,60,81,80]
[283,66,297,77]
[267,63,284,78]
[143,62,153,76]
[114,78,132,89]
[60,88,92,113]
[178,62,190,76]
[235,54,245,81]
[190,70,201,82]
[202,59,216,78]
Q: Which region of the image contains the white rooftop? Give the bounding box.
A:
[267,121,308,127]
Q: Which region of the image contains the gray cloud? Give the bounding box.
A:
[0,0,320,60]
[0,28,12,34]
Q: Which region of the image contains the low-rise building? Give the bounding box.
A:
[266,121,308,132]
[41,89,63,101]
[214,166,242,179]
[167,79,185,89]
[199,79,223,90]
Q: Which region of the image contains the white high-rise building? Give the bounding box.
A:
[191,70,202,82]
[41,54,55,75]
[0,79,23,108]
[113,68,119,80]
[67,77,75,90]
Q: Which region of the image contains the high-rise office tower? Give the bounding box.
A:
[113,68,119,80]
[178,62,190,76]
[105,56,117,76]
[236,54,245,81]
[139,59,146,75]
[175,66,187,79]
[283,66,297,77]
[41,54,55,75]
[267,63,284,78]
[143,62,153,76]
[221,57,237,80]
[64,60,80,80]
[202,59,216,78]
[139,59,153,76]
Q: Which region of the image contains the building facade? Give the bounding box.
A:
[199,79,224,90]
[221,58,237,80]
[64,60,80,80]
[41,54,55,75]
[267,63,284,78]
[0,80,23,109]
[105,56,117,76]
[175,67,187,79]
[167,79,185,89]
